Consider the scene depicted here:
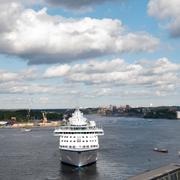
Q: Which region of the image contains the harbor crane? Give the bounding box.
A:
[41,112,48,123]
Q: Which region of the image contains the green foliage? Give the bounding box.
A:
[46,113,63,120]
[0,110,28,122]
[0,110,63,122]
[144,108,177,119]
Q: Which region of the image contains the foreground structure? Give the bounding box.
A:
[129,163,180,180]
[54,109,104,166]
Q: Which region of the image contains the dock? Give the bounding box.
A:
[129,163,180,180]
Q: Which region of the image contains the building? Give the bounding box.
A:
[177,111,180,119]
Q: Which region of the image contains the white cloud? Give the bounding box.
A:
[0,71,19,82]
[0,2,159,64]
[152,58,180,74]
[0,57,179,104]
[43,0,123,12]
[0,82,54,94]
[20,67,38,80]
[38,96,49,104]
[83,88,112,98]
[0,2,22,33]
[44,64,70,77]
[148,0,180,37]
[44,58,180,96]
[0,67,37,82]
[0,0,125,12]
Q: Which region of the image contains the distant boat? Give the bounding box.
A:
[21,128,32,132]
[153,148,168,153]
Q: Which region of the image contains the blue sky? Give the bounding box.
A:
[0,0,179,108]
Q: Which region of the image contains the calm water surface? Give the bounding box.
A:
[1,115,180,180]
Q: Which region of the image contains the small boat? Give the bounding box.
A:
[153,148,168,153]
[21,128,32,132]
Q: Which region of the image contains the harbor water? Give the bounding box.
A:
[1,115,180,180]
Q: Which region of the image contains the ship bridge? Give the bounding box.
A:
[68,109,87,126]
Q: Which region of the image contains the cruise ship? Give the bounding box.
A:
[54,109,104,167]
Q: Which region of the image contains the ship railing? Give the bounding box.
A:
[55,125,103,131]
[59,146,99,150]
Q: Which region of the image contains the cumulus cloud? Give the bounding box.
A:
[44,58,180,96]
[43,0,123,12]
[43,57,180,99]
[148,0,180,37]
[0,3,22,33]
[0,71,19,82]
[0,80,86,96]
[0,57,179,99]
[0,67,37,83]
[0,2,159,65]
[45,64,71,77]
[0,0,125,12]
[0,82,54,94]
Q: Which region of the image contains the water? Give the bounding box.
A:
[1,116,180,180]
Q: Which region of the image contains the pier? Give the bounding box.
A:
[129,163,180,180]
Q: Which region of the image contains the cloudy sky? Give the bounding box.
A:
[0,0,179,108]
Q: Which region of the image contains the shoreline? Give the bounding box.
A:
[0,121,61,129]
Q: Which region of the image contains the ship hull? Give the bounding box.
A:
[60,149,98,167]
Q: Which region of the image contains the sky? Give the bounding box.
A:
[0,0,179,109]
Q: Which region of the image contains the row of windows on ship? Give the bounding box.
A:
[60,145,98,148]
[61,139,97,142]
[56,131,102,134]
[61,135,96,138]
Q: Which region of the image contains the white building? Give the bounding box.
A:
[177,111,180,119]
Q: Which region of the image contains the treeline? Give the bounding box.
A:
[144,107,177,119]
[1,107,177,122]
[0,109,63,122]
[98,106,180,119]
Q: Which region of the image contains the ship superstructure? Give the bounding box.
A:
[54,109,104,166]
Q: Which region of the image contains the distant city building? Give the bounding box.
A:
[109,105,113,111]
[11,117,16,121]
[177,111,180,119]
[126,105,131,110]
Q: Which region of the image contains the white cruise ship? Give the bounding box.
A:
[54,109,104,167]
